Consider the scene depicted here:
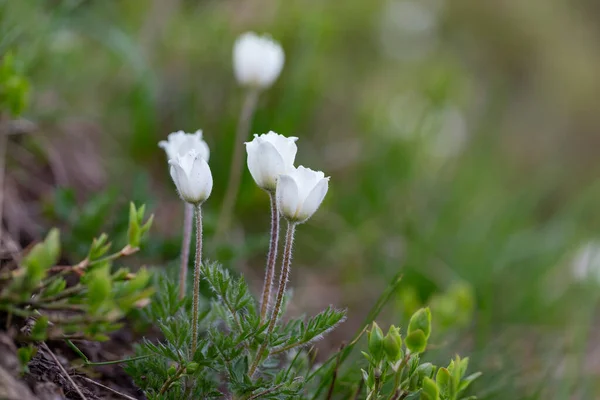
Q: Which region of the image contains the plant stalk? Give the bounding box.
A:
[249,221,296,377]
[191,204,203,356]
[259,190,280,323]
[216,89,260,239]
[0,114,8,249]
[179,203,193,299]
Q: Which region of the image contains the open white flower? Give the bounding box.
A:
[233,32,284,89]
[277,166,329,223]
[169,149,213,205]
[246,131,298,191]
[159,130,210,162]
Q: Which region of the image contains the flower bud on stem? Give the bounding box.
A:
[179,203,193,300]
[249,220,296,377]
[191,205,203,356]
[216,89,260,240]
[259,190,280,323]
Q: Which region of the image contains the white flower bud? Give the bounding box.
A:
[169,149,213,205]
[277,166,329,223]
[233,32,284,89]
[159,130,210,162]
[246,131,298,191]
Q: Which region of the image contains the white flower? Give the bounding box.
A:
[159,130,210,162]
[233,32,284,89]
[246,131,298,191]
[169,149,213,205]
[277,166,329,223]
[572,241,600,283]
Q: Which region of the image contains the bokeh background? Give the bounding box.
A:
[3,0,600,398]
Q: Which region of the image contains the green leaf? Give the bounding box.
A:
[127,202,141,247]
[367,322,384,361]
[383,325,403,362]
[405,329,427,354]
[44,229,61,265]
[408,307,431,339]
[436,367,453,398]
[89,233,111,260]
[87,266,112,314]
[422,377,439,400]
[19,229,61,290]
[17,345,37,371]
[43,277,66,297]
[31,316,49,341]
[127,268,151,293]
[416,362,436,379]
[458,372,482,392]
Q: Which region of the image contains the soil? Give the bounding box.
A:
[0,326,146,400]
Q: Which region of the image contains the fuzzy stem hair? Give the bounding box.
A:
[249,220,296,377]
[191,204,203,356]
[179,203,193,300]
[259,190,280,323]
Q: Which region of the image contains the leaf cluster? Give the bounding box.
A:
[359,308,480,400]
[0,202,154,342]
[126,263,346,399]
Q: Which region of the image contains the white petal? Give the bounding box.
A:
[233,32,284,88]
[178,150,197,175]
[261,131,297,167]
[158,140,176,160]
[297,178,329,223]
[261,41,284,87]
[188,156,213,203]
[192,130,210,162]
[169,161,193,203]
[293,166,325,201]
[277,174,300,221]
[247,141,285,191]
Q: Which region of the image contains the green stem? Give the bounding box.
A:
[40,284,85,302]
[191,204,203,356]
[179,203,193,300]
[215,89,260,239]
[66,339,150,366]
[249,221,296,377]
[159,364,186,395]
[309,273,402,399]
[259,190,279,323]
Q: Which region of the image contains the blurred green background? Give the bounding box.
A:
[3,0,600,398]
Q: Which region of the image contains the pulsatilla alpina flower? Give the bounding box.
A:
[277,166,329,223]
[246,131,298,191]
[159,130,210,162]
[169,149,213,205]
[233,32,284,89]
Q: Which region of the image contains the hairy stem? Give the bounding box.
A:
[215,89,260,239]
[259,190,280,323]
[179,203,193,300]
[191,205,203,356]
[249,221,296,377]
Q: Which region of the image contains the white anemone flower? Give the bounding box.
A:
[233,32,284,89]
[169,149,213,205]
[159,130,210,162]
[277,166,329,224]
[246,131,298,191]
